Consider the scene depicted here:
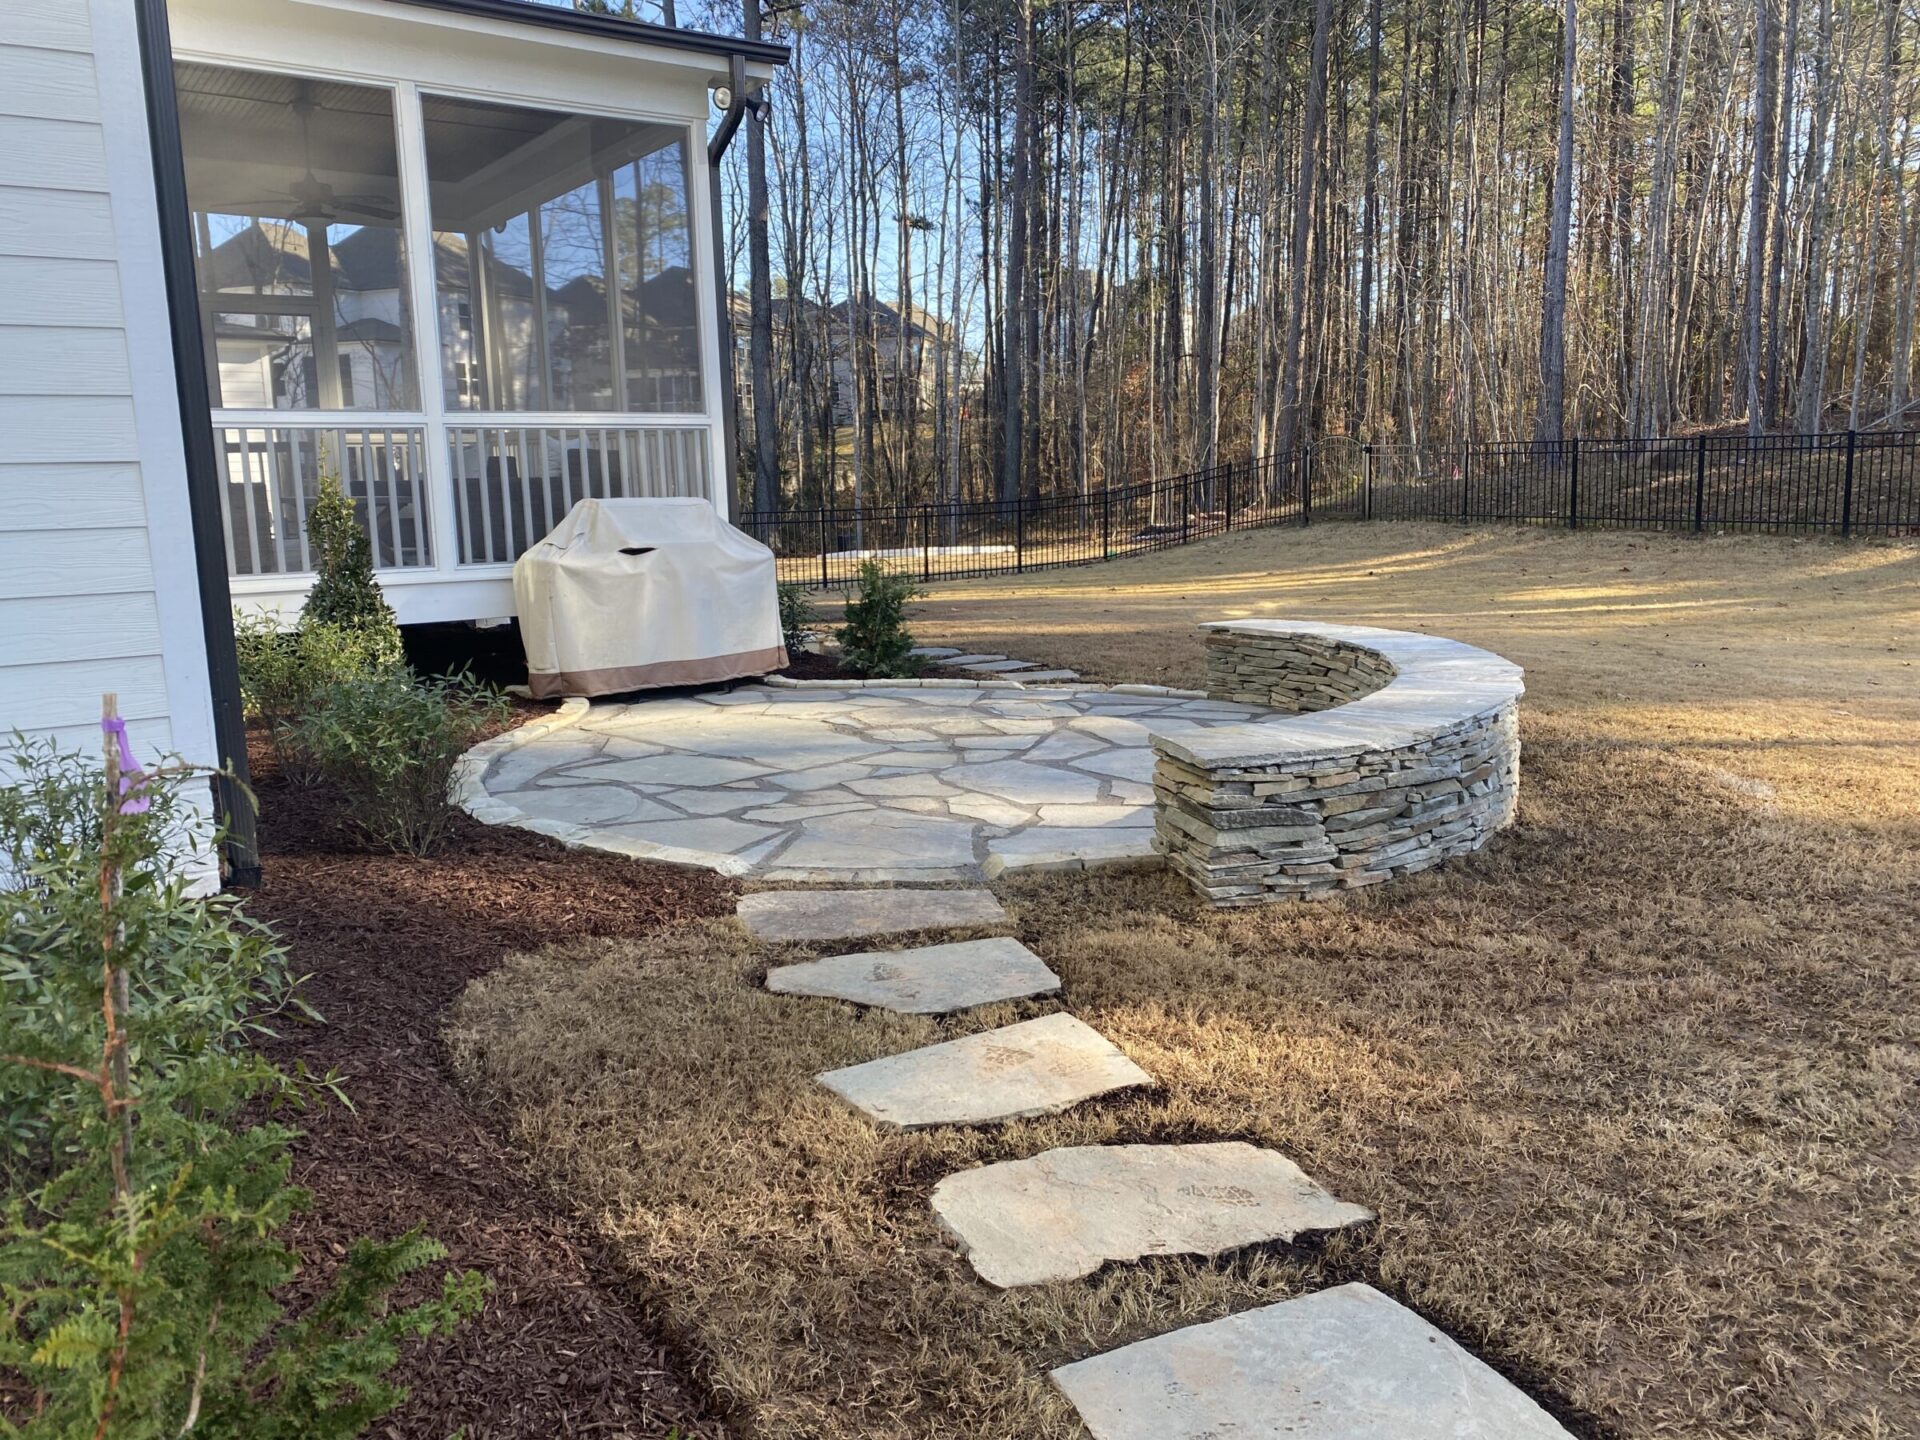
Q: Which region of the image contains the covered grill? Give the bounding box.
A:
[513,498,787,698]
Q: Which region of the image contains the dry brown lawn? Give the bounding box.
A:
[449,523,1919,1440]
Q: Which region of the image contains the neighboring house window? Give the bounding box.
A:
[419,94,702,415]
[175,63,418,411]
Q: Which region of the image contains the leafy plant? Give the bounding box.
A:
[835,561,924,679]
[776,581,822,658]
[290,672,509,857]
[0,733,109,886]
[0,739,485,1436]
[302,475,400,648]
[233,615,403,784]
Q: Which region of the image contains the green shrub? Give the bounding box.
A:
[0,732,108,886]
[233,615,403,785]
[291,672,509,856]
[0,742,485,1436]
[835,561,924,678]
[302,476,400,645]
[776,581,822,658]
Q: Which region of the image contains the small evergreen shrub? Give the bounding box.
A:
[291,672,509,856]
[0,741,485,1436]
[836,561,924,678]
[776,581,821,658]
[302,475,401,646]
[233,614,403,785]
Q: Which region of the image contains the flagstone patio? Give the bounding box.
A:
[463,682,1270,881]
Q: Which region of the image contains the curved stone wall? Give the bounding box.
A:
[1152,621,1524,906]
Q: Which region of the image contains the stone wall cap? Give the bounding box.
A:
[1162,621,1524,766]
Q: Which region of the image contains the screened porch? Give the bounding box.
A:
[169,48,726,614]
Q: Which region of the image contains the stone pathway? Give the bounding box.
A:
[767,936,1060,1014]
[930,1142,1373,1287]
[817,1012,1150,1129]
[913,645,1080,682]
[687,650,1568,1436]
[1050,1281,1575,1439]
[743,889,1562,1435]
[736,887,1006,942]
[469,681,1268,881]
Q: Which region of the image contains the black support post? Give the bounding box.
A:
[1567,435,1581,529]
[133,0,259,886]
[1692,435,1708,533]
[1841,429,1857,537]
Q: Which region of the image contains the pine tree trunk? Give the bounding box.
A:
[1534,0,1575,442]
[1276,0,1331,459]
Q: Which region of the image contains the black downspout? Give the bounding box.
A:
[708,54,750,508]
[132,0,261,886]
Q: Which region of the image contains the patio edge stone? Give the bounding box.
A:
[453,696,755,876]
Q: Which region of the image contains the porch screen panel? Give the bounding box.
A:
[420,94,702,415]
[175,64,418,412]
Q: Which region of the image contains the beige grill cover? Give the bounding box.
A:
[514,498,787,698]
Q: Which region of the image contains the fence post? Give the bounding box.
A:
[1015,491,1025,572]
[1567,435,1581,529]
[921,505,931,581]
[1841,429,1857,537]
[1182,474,1191,546]
[818,506,829,587]
[1692,435,1707,533]
[1460,445,1471,522]
[1300,448,1313,525]
[1225,462,1235,532]
[1363,444,1374,521]
[1102,483,1112,557]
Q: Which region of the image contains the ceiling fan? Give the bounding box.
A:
[243,82,401,226]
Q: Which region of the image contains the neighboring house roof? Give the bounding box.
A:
[729,292,952,345]
[338,316,406,342]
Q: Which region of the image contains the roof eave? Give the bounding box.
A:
[380,0,789,65]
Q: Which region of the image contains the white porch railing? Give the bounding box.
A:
[447,424,711,565]
[217,424,433,576]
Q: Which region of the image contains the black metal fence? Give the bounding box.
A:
[738,450,1312,587]
[740,430,1920,589]
[1359,430,1920,534]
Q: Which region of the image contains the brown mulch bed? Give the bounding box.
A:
[240,724,737,1439]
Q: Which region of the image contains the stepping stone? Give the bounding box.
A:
[736,887,1007,942]
[1013,669,1080,682]
[944,654,1008,666]
[909,646,963,657]
[1050,1282,1575,1440]
[960,659,1039,673]
[766,936,1061,1014]
[818,1013,1149,1129]
[930,1142,1372,1287]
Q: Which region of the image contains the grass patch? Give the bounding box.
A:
[448,525,1919,1439]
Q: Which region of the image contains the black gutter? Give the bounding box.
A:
[385,0,789,64]
[707,53,752,498]
[132,0,262,887]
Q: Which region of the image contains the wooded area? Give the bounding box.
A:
[685,0,1919,511]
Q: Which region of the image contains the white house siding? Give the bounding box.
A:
[0,0,221,888]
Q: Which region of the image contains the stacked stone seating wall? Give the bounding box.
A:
[1203,631,1398,712]
[1155,623,1523,906]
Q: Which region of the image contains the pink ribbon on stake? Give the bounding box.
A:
[100,716,152,815]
